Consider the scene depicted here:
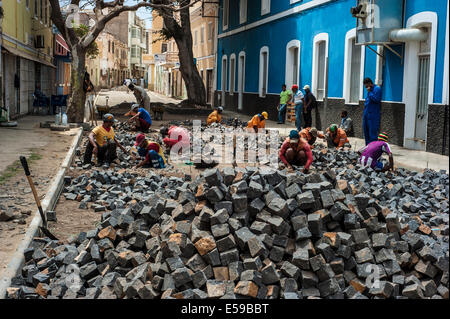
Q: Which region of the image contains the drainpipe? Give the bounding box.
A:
[389,28,428,42]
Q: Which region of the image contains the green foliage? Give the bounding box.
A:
[0,153,42,185]
[152,28,174,44]
[74,25,99,58]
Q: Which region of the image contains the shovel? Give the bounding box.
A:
[19,156,58,240]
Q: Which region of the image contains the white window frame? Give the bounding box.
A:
[312,33,329,101]
[259,46,270,97]
[194,30,198,46]
[442,5,449,105]
[208,22,213,41]
[261,0,271,16]
[223,0,230,31]
[221,55,228,92]
[343,28,365,104]
[285,40,301,89]
[201,25,205,43]
[229,54,236,95]
[238,51,246,93]
[240,0,248,24]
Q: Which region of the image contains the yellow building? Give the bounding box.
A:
[1,0,55,118]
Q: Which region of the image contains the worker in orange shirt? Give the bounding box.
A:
[247,112,268,133]
[207,107,223,125]
[299,127,324,148]
[325,124,350,150]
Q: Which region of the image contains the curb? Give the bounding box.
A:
[0,127,83,299]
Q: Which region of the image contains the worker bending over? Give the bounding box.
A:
[127,104,152,132]
[357,132,394,172]
[134,133,166,169]
[125,80,151,113]
[299,127,324,148]
[247,112,268,133]
[160,126,191,150]
[207,107,223,125]
[279,130,313,173]
[325,124,350,150]
[83,113,127,168]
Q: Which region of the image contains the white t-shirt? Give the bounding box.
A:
[294,91,304,105]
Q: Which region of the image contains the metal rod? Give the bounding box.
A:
[384,43,402,59]
[367,45,384,59]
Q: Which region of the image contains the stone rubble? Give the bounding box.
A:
[6,146,449,299]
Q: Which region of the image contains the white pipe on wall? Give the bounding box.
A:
[389,27,428,42]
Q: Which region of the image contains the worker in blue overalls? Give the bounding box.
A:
[363,77,382,145]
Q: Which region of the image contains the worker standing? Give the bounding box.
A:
[83,113,127,168]
[279,130,313,173]
[303,85,316,128]
[291,85,304,131]
[324,124,350,150]
[207,107,223,125]
[247,112,268,133]
[277,84,292,124]
[357,132,394,172]
[363,77,382,145]
[125,80,151,113]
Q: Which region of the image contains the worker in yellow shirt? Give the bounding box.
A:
[247,112,268,133]
[83,113,127,168]
[207,107,223,125]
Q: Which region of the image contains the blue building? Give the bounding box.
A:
[214,0,449,155]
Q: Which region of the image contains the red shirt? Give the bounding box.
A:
[279,137,314,169]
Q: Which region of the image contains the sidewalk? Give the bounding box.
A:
[94,88,182,108]
[223,110,449,173]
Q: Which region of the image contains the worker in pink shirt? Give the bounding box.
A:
[160,126,191,150]
[357,132,394,172]
[279,130,313,173]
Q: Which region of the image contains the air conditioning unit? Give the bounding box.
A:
[353,0,404,45]
[35,35,45,48]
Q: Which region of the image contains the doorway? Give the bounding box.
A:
[206,69,213,104]
[238,53,245,111]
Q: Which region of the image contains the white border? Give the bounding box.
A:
[343,28,365,103]
[238,51,246,110]
[223,0,229,31]
[240,0,248,24]
[259,46,270,97]
[221,55,228,92]
[285,40,301,89]
[312,33,329,100]
[261,0,271,16]
[229,53,236,95]
[443,4,449,105]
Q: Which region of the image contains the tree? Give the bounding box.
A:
[49,0,204,123]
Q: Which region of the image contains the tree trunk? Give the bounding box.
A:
[161,4,206,106]
[68,46,87,123]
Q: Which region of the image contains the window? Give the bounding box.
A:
[201,26,205,44]
[26,0,30,9]
[223,0,229,31]
[194,30,198,46]
[229,54,236,95]
[261,0,270,16]
[131,45,138,58]
[221,55,228,106]
[132,27,138,38]
[240,0,247,24]
[312,33,329,101]
[44,1,47,24]
[108,41,111,53]
[161,43,167,53]
[208,22,213,41]
[112,42,115,54]
[40,0,43,20]
[259,46,269,97]
[34,0,38,16]
[343,29,365,103]
[285,40,301,89]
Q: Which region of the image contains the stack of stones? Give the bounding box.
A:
[7,163,448,299]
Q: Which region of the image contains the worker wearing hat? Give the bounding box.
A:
[247,111,268,133]
[126,103,152,132]
[134,133,166,169]
[279,130,313,173]
[299,127,325,148]
[357,132,394,172]
[325,124,350,150]
[124,79,151,113]
[207,106,223,125]
[83,113,127,168]
[290,85,305,131]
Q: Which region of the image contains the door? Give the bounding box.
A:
[16,57,20,115]
[4,54,16,117]
[221,58,227,107]
[238,55,245,110]
[414,54,430,141]
[206,69,213,104]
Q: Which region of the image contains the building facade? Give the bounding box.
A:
[54,33,71,95]
[215,0,449,155]
[191,1,218,105]
[1,0,55,118]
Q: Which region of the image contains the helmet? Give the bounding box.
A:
[329,124,338,133]
[217,107,223,113]
[131,103,140,111]
[261,111,268,120]
[160,127,169,136]
[309,127,318,137]
[303,85,310,90]
[103,113,114,122]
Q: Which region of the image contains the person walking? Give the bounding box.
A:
[277,84,292,124]
[303,85,316,128]
[291,85,304,131]
[363,77,382,145]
